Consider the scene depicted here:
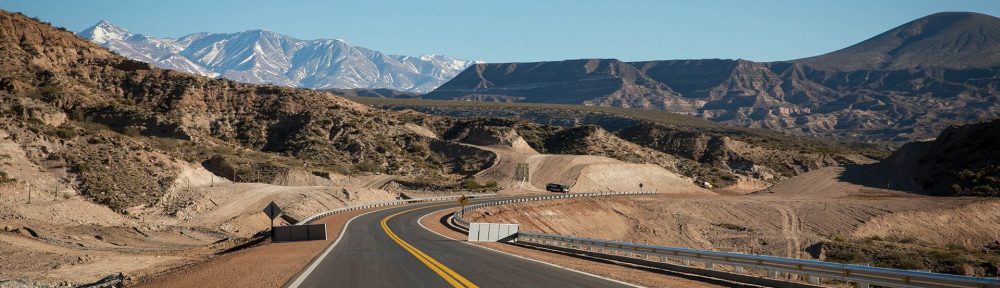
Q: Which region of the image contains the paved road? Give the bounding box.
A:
[291,199,631,288]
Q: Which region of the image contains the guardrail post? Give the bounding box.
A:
[767,269,778,279]
[705,261,714,270]
[734,266,744,274]
[807,275,820,284]
[682,259,690,266]
[855,281,870,288]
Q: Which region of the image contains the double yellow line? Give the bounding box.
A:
[380,205,478,288]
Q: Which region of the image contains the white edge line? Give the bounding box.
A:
[285,207,388,288]
[416,207,644,288]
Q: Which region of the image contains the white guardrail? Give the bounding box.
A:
[452,191,655,230]
[453,192,1000,288]
[296,193,497,225]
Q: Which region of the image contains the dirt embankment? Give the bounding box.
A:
[468,192,1000,276]
[134,206,381,288]
[0,133,398,286]
[453,125,713,195]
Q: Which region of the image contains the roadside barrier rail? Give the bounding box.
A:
[518,232,1000,288]
[449,191,1000,288]
[452,191,655,230]
[296,193,497,225]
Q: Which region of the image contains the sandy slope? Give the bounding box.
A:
[469,164,1000,262]
[470,194,996,260]
[468,137,711,195]
[761,166,915,198]
[0,135,399,285]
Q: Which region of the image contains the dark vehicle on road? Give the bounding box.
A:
[545,183,570,193]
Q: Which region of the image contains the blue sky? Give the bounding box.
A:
[3,0,999,63]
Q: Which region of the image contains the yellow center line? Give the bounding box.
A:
[381,204,479,288]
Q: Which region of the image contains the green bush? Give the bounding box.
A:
[0,171,15,184]
[951,184,963,194]
[827,250,866,263]
[712,223,750,232]
[354,160,383,173]
[461,180,483,190]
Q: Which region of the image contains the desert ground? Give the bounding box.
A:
[0,126,710,286]
[5,123,998,286]
[468,165,1000,276]
[0,132,406,285]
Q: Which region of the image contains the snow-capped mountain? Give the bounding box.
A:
[77,21,476,93]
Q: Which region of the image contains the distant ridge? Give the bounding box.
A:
[77,21,476,92]
[794,12,1000,70]
[425,12,1000,143]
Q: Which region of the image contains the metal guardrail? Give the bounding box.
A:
[518,232,1000,288]
[450,191,1000,288]
[452,191,656,230]
[296,193,497,225]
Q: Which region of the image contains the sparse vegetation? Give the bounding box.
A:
[819,238,1000,276]
[352,97,883,188]
[0,170,16,184]
[347,96,890,159]
[711,223,750,232]
[393,178,499,192]
[910,119,1000,197]
[460,179,498,191]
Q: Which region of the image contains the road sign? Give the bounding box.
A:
[458,195,469,206]
[263,201,283,241]
[263,201,283,220]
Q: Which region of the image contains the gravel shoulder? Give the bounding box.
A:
[132,206,382,288]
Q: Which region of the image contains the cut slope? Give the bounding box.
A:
[894,119,1000,196]
[458,129,712,195]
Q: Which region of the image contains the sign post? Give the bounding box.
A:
[458,195,469,211]
[262,201,283,241]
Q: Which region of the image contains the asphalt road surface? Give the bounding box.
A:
[290,199,632,288]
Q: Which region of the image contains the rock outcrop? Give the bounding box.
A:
[0,10,489,210]
[889,119,1000,196]
[424,12,1000,143]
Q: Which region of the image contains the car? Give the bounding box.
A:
[545,183,570,193]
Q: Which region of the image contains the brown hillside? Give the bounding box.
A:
[0,10,484,210]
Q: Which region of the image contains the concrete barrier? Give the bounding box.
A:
[467,223,518,242]
[274,224,327,242]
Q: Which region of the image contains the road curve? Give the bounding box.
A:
[290,199,632,288]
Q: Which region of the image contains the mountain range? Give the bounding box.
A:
[425,12,1000,143]
[77,20,476,92]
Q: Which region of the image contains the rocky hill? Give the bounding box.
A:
[356,98,880,190]
[888,119,1000,196]
[424,12,1000,143]
[0,10,488,211]
[794,12,1000,71]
